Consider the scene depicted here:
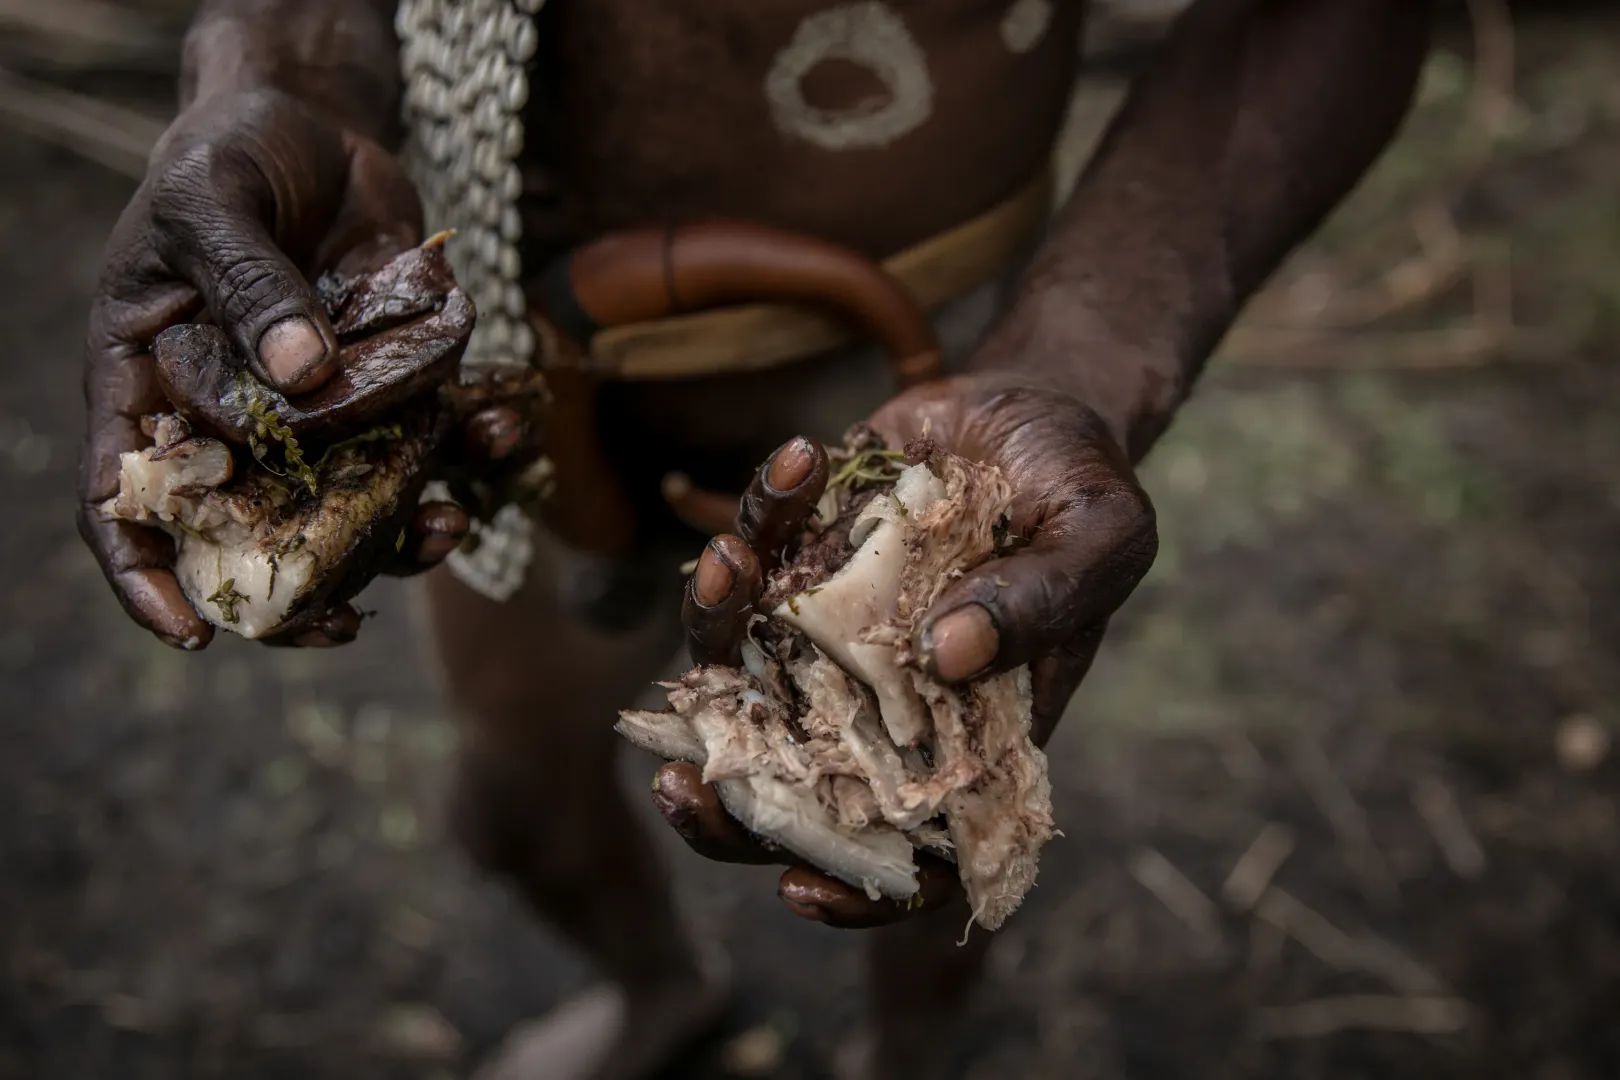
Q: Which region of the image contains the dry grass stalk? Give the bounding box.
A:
[1222,823,1296,911]
[1411,775,1487,878]
[1290,733,1398,904]
[0,0,168,50]
[0,66,164,179]
[1255,994,1472,1040]
[1127,846,1223,950]
[1254,888,1444,997]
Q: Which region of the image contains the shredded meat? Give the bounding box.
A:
[761,487,877,610]
[618,442,1053,930]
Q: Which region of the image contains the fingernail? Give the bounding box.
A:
[692,542,734,607]
[316,605,363,643]
[777,874,842,925]
[780,897,830,924]
[257,316,326,386]
[650,776,678,815]
[766,437,815,491]
[416,531,462,564]
[650,778,695,836]
[469,407,524,460]
[417,503,470,537]
[924,604,998,682]
[778,878,827,909]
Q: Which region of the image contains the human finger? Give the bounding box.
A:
[682,534,763,667]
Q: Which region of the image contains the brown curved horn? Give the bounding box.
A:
[541,221,942,387]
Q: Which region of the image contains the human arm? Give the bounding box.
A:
[981,0,1435,459]
[180,0,402,143]
[655,0,1436,927]
[80,0,467,649]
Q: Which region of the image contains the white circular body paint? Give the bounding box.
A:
[763,2,935,151]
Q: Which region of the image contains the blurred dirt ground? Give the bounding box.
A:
[2,5,1619,1080]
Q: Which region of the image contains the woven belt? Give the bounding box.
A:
[565,164,1055,382]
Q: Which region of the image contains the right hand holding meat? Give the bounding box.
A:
[79,89,466,650]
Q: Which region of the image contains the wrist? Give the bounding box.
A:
[969,290,1187,464]
[182,7,400,145]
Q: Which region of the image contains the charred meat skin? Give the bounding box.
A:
[151,243,475,446]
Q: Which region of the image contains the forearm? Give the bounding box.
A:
[180,0,401,144]
[978,0,1433,461]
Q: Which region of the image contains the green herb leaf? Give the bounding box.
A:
[205,577,248,623]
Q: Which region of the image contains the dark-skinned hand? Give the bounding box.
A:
[653,371,1159,928]
[79,88,519,650]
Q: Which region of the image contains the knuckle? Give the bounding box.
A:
[95,201,165,303]
[1105,487,1158,572]
[226,86,303,129]
[1080,478,1154,538]
[146,87,322,245]
[75,500,123,563]
[75,502,106,556]
[149,161,285,306]
[148,142,245,237]
[1073,484,1158,586]
[213,255,297,324]
[1119,518,1160,582]
[146,137,310,330]
[1119,488,1158,545]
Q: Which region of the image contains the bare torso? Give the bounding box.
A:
[517,0,1087,498]
[525,0,1082,255]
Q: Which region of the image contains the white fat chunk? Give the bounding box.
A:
[772,463,947,747]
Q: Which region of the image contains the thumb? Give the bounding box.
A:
[914,486,1158,682]
[149,128,347,394]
